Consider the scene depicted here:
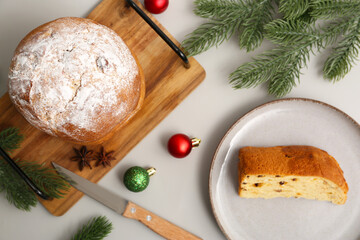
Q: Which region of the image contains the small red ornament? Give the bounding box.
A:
[167,134,201,158]
[144,0,169,14]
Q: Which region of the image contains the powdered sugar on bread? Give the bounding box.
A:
[8,17,142,142]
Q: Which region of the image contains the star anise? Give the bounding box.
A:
[71,146,94,171]
[96,147,116,167]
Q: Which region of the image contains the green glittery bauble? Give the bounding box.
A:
[124,166,149,192]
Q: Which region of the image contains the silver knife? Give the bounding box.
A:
[52,162,201,240]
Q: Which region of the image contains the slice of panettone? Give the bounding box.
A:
[238,146,348,205]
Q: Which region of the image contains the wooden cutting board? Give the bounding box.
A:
[0,0,205,216]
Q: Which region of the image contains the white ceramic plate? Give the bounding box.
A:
[209,98,360,240]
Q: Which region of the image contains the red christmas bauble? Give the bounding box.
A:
[167,134,201,158]
[168,134,192,158]
[144,0,169,14]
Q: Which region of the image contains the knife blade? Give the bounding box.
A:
[52,162,201,240]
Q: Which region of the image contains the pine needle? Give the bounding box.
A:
[0,128,24,153]
[324,18,360,81]
[296,11,316,24]
[310,0,360,19]
[182,19,241,56]
[182,0,276,55]
[264,19,318,46]
[230,17,356,97]
[268,69,298,97]
[194,0,246,19]
[239,0,275,51]
[267,48,308,96]
[72,216,113,240]
[229,46,310,97]
[0,127,35,211]
[184,0,360,96]
[0,127,70,211]
[279,0,309,20]
[18,160,70,199]
[0,160,37,211]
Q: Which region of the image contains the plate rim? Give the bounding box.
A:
[208,97,360,240]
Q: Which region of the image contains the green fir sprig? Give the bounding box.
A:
[324,19,360,81]
[0,128,24,153]
[279,0,309,19]
[0,127,70,211]
[310,0,360,19]
[182,0,360,97]
[182,0,276,55]
[72,216,113,240]
[238,0,275,51]
[0,159,38,211]
[230,16,358,96]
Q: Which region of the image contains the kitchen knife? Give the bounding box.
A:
[52,162,201,240]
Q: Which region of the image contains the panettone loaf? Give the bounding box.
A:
[238,146,348,205]
[8,17,145,143]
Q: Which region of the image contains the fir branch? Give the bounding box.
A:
[182,18,242,56]
[324,18,360,81]
[18,160,70,199]
[230,17,356,97]
[268,68,298,96]
[72,216,113,240]
[310,0,360,19]
[185,0,360,96]
[265,16,356,47]
[0,127,34,211]
[267,47,309,96]
[182,0,275,55]
[264,19,318,45]
[279,0,310,20]
[296,11,317,24]
[194,0,246,19]
[229,45,310,97]
[0,127,70,211]
[0,127,24,153]
[320,17,359,46]
[0,159,37,211]
[239,0,275,51]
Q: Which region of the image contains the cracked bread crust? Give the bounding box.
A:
[238,146,348,204]
[8,17,145,143]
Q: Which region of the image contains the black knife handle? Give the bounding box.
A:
[0,147,50,200]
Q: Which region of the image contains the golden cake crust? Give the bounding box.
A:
[238,146,348,195]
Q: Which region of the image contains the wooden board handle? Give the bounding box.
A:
[123,201,202,240]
